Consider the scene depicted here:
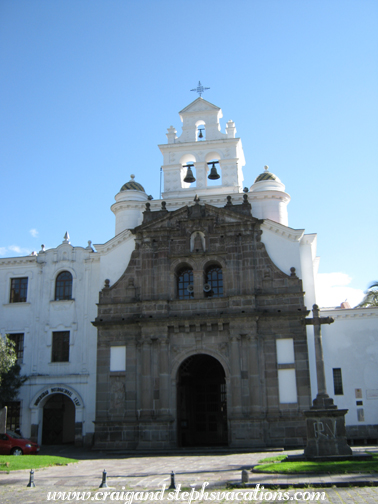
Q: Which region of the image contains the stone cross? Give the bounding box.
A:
[305,304,336,409]
[303,305,352,457]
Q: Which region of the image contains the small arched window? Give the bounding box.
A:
[55,271,73,301]
[177,267,194,300]
[204,266,223,298]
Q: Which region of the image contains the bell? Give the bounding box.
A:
[183,165,196,183]
[198,128,203,139]
[208,162,220,180]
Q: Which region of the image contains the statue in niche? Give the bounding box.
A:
[190,231,206,252]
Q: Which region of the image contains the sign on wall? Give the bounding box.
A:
[33,387,81,407]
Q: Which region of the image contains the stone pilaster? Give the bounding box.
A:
[240,335,251,416]
[159,338,170,418]
[141,340,152,417]
[247,335,261,414]
[230,335,242,417]
[125,338,137,419]
[192,269,203,299]
[257,334,267,413]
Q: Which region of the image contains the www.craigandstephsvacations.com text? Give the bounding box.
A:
[46,483,326,502]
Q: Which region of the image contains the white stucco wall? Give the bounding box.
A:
[321,307,378,428]
[260,221,304,279]
[0,243,100,443]
[95,230,136,289]
[0,225,139,444]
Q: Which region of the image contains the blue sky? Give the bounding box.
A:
[1,0,377,306]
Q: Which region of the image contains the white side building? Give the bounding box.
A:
[321,305,378,443]
[1,96,376,447]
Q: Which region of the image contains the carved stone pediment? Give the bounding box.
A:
[135,202,259,235]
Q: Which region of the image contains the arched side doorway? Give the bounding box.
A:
[29,385,84,446]
[42,394,75,445]
[177,354,228,447]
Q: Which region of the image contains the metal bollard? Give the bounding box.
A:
[241,469,249,483]
[168,470,176,490]
[99,469,108,488]
[27,469,36,488]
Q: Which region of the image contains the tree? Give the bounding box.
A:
[0,336,16,383]
[0,363,27,409]
[357,281,378,307]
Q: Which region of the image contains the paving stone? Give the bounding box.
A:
[0,447,377,503]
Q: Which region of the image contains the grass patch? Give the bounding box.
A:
[0,455,78,472]
[254,453,378,474]
[258,455,287,464]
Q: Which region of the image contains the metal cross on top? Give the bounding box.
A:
[190,81,210,97]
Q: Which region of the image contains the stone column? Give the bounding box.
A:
[141,340,152,417]
[230,335,242,417]
[125,338,137,420]
[193,269,203,299]
[314,316,327,397]
[247,335,261,414]
[240,336,251,416]
[256,335,266,408]
[159,338,170,418]
[305,304,336,409]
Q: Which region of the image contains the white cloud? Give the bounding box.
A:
[30,228,38,237]
[316,272,364,308]
[9,245,22,253]
[0,245,32,257]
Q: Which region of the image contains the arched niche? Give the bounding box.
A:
[190,231,206,253]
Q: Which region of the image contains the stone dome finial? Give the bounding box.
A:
[254,166,281,184]
[120,175,145,192]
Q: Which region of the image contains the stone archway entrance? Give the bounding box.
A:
[177,354,228,447]
[42,394,75,445]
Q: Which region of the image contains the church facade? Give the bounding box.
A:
[1,97,377,449]
[93,98,317,449]
[94,198,312,449]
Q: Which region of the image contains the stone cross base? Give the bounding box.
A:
[304,408,352,458]
[310,392,337,410]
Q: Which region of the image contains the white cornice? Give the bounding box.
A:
[111,201,148,213]
[261,220,305,242]
[94,229,134,255]
[300,233,317,247]
[249,191,291,203]
[158,137,240,151]
[320,306,378,318]
[0,256,37,266]
[154,193,245,210]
